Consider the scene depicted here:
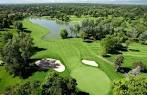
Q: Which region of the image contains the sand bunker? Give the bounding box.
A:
[35,58,65,72]
[82,60,98,67]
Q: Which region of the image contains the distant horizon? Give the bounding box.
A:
[0,3,147,6]
[0,0,147,5]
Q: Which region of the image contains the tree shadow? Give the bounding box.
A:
[129,49,140,52]
[102,54,111,57]
[77,91,89,95]
[83,39,94,43]
[29,58,41,63]
[117,67,132,73]
[109,51,122,54]
[21,63,49,79]
[21,65,39,79]
[20,46,47,79]
[22,28,32,33]
[32,47,47,55]
[23,29,31,33]
[141,69,147,73]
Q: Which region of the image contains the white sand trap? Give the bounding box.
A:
[35,58,65,72]
[53,60,65,72]
[82,60,98,67]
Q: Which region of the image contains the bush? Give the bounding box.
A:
[114,55,124,71]
[101,35,126,54]
[132,61,146,71]
[113,76,147,95]
[60,29,68,39]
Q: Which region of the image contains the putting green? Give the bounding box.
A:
[71,67,112,95]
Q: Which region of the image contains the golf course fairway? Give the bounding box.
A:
[23,18,113,95]
[71,67,111,95]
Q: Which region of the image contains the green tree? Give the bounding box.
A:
[132,61,146,72]
[101,35,125,55]
[1,32,13,45]
[113,76,147,95]
[1,32,33,77]
[139,32,147,45]
[42,73,78,95]
[2,37,22,76]
[114,55,124,71]
[14,22,23,31]
[2,18,10,28]
[70,24,81,37]
[60,29,68,39]
[19,32,33,65]
[5,81,41,95]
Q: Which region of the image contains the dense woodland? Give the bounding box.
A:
[0,3,147,95]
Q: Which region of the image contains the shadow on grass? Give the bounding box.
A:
[32,47,47,55]
[19,46,47,79]
[117,67,132,73]
[21,65,49,79]
[129,49,140,52]
[22,28,32,33]
[29,58,41,63]
[77,91,89,95]
[83,39,94,43]
[102,54,111,57]
[21,58,50,79]
[21,65,39,79]
[141,69,147,73]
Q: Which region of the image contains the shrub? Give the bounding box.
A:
[132,61,146,71]
[113,76,147,95]
[60,29,68,39]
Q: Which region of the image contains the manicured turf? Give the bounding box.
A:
[106,42,147,68]
[71,67,111,95]
[0,17,122,94]
[22,19,123,95]
[0,16,146,94]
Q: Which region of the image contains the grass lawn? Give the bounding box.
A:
[71,67,112,95]
[22,19,123,95]
[0,65,51,94]
[0,17,122,95]
[106,42,147,68]
[0,67,22,93]
[0,16,146,95]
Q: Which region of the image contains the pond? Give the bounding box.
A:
[30,18,72,40]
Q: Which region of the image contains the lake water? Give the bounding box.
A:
[30,18,71,40]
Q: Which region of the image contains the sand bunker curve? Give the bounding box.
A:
[35,58,65,72]
[82,60,98,67]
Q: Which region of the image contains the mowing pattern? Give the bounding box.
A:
[71,67,111,95]
[23,19,123,95]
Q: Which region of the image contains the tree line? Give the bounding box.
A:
[5,73,88,95]
[1,4,147,21]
